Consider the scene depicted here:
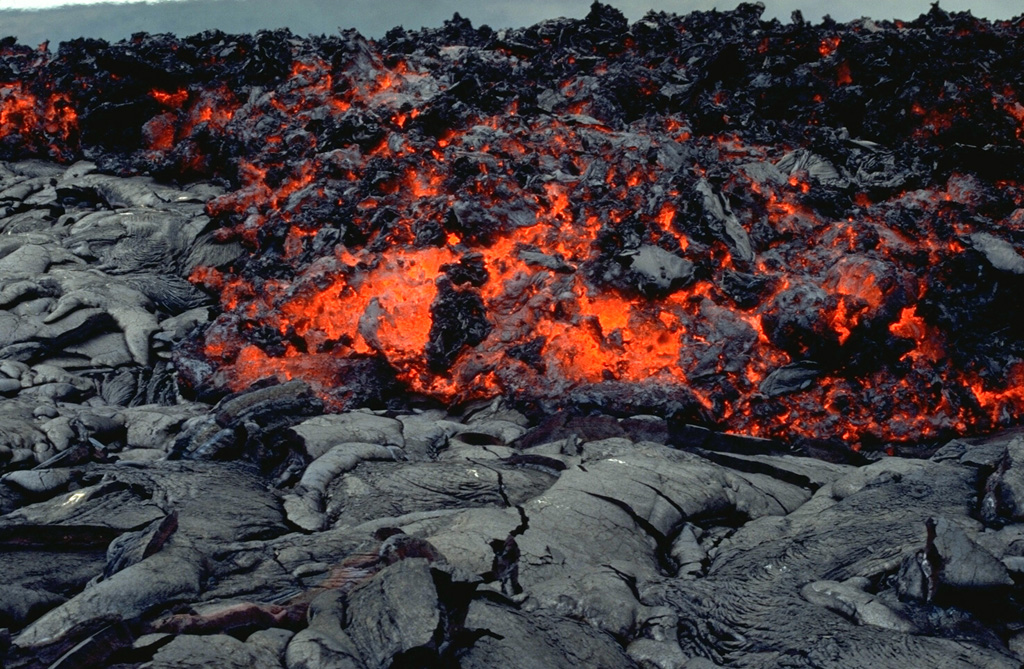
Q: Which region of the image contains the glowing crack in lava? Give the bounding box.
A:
[3,4,1024,449]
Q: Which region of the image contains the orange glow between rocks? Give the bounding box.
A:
[150,89,189,107]
[819,36,841,58]
[3,24,1024,451]
[836,61,853,86]
[0,84,77,158]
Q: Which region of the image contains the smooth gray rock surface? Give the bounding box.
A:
[344,559,440,668]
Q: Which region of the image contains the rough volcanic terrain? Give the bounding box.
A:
[1,3,1024,668]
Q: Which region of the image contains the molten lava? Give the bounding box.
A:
[2,4,1024,450]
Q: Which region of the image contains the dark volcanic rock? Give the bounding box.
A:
[344,558,440,667]
[981,437,1024,526]
[3,5,1024,668]
[759,360,822,397]
[896,516,1013,607]
[426,278,492,373]
[0,392,1022,667]
[2,1,1020,447]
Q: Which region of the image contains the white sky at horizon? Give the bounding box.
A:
[2,0,161,7]
[1,0,186,7]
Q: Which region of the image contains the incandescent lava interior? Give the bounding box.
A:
[3,3,1024,450]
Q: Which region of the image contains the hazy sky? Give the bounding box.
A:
[0,0,1019,47]
[3,0,174,7]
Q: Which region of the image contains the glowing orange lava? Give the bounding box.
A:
[3,16,1024,450]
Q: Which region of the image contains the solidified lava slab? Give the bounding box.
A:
[2,3,1024,447]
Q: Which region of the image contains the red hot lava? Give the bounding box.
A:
[3,4,1024,449]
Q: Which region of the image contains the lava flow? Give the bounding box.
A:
[3,4,1024,449]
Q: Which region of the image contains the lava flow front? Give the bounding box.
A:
[3,4,1024,449]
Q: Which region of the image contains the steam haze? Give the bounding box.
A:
[0,0,1019,47]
